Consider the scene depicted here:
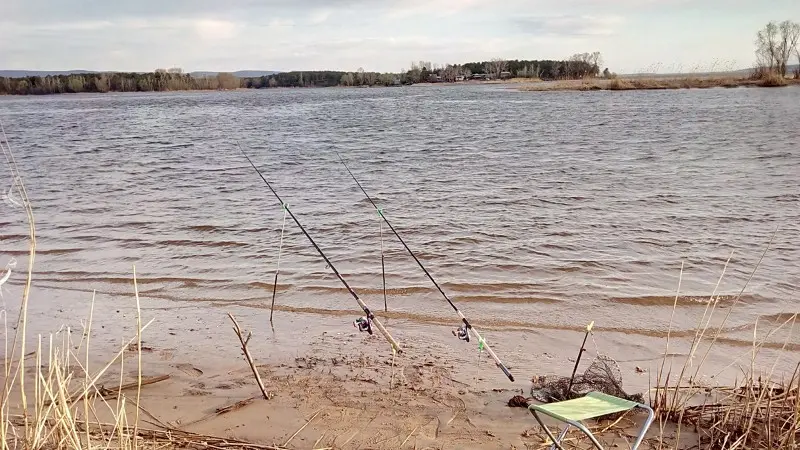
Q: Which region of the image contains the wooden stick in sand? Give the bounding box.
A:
[228,313,270,400]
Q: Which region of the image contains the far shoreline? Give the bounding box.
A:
[514,75,800,92]
[2,75,799,97]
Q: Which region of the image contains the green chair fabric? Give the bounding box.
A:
[531,391,638,422]
[528,391,655,450]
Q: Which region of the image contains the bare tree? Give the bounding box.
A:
[216,72,239,90]
[340,73,354,86]
[796,44,800,78]
[590,52,603,72]
[485,58,508,78]
[356,67,365,85]
[777,20,800,76]
[440,64,460,82]
[755,22,779,75]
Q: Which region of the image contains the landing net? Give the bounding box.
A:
[529,353,644,404]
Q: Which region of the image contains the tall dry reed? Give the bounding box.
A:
[651,230,799,449]
[0,122,287,450]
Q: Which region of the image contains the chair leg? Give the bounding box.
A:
[630,404,656,450]
[531,410,568,450]
[550,425,570,450]
[569,421,605,450]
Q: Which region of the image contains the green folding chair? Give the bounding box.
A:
[528,391,654,450]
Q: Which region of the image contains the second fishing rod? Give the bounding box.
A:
[237,143,402,355]
[336,152,515,382]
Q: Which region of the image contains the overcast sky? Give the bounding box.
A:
[1,0,797,74]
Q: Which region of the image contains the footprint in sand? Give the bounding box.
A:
[159,349,175,361]
[175,363,203,377]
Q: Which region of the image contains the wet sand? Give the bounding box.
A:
[5,284,796,449]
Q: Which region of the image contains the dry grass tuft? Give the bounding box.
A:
[650,231,800,449]
[518,75,799,92]
[758,72,788,87]
[0,125,287,450]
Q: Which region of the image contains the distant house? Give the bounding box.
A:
[499,71,512,79]
[471,73,488,80]
[428,73,441,83]
[455,75,465,82]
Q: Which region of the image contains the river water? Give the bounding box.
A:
[0,84,798,374]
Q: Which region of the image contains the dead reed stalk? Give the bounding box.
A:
[228,313,271,400]
[0,123,281,450]
[651,230,798,449]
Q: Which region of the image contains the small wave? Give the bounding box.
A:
[156,239,251,249]
[546,231,575,237]
[541,243,575,251]
[300,285,432,296]
[758,312,799,323]
[454,295,561,304]
[609,294,762,307]
[187,225,224,232]
[247,281,294,291]
[442,281,541,293]
[5,248,82,256]
[0,234,30,242]
[34,274,233,286]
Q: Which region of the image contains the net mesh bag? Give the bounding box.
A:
[529,354,644,405]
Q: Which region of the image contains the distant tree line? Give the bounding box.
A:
[0,52,605,95]
[0,70,244,95]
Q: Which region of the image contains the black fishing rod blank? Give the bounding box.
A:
[567,321,594,394]
[237,143,402,354]
[379,213,388,312]
[336,152,514,382]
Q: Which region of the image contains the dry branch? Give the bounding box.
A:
[227,313,270,400]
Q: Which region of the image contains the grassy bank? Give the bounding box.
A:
[518,74,800,92]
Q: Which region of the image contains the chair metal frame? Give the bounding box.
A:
[528,391,655,450]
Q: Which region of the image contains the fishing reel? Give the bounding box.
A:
[453,324,470,342]
[354,316,373,335]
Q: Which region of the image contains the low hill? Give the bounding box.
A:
[0,69,280,78]
[0,70,98,77]
[188,70,280,78]
[621,64,798,79]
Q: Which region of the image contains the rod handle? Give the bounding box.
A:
[371,315,403,354]
[499,363,515,382]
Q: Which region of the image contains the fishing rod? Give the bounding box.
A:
[237,143,402,354]
[335,152,514,382]
[379,215,388,312]
[567,321,594,394]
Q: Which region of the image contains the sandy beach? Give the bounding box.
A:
[6,281,796,449]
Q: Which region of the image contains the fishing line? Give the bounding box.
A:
[269,203,288,325]
[236,143,402,354]
[379,210,388,312]
[336,152,514,382]
[3,185,22,208]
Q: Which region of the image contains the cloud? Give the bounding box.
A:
[308,9,333,25]
[193,19,240,40]
[0,0,798,74]
[514,14,625,37]
[384,0,484,19]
